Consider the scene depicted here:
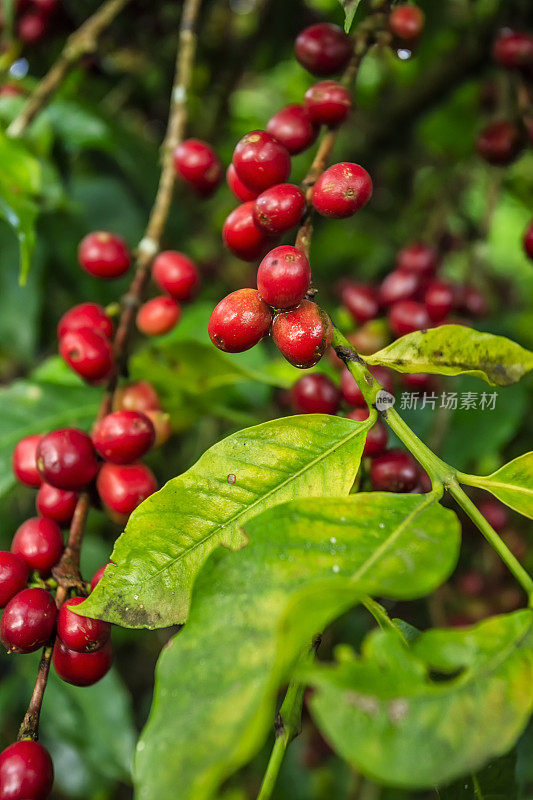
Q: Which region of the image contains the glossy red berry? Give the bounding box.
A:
[290,374,340,415]
[222,202,269,261]
[402,372,435,392]
[389,4,425,41]
[97,462,157,517]
[32,0,59,12]
[226,164,259,201]
[304,81,351,126]
[476,120,523,166]
[57,597,111,653]
[12,434,43,488]
[232,131,291,193]
[347,408,389,458]
[59,327,114,383]
[136,296,181,337]
[340,365,394,407]
[370,449,419,492]
[479,499,508,533]
[312,162,372,218]
[461,285,488,318]
[0,553,28,609]
[78,232,130,279]
[90,562,112,592]
[11,517,63,576]
[18,12,46,44]
[0,588,57,654]
[173,138,222,197]
[379,269,423,306]
[0,740,54,800]
[271,300,333,368]
[92,411,155,464]
[36,484,78,528]
[57,303,113,341]
[295,23,352,76]
[424,280,455,322]
[257,245,311,308]
[113,381,161,413]
[36,428,98,490]
[340,282,380,324]
[53,638,112,686]
[396,242,438,275]
[493,30,533,69]
[267,104,317,155]
[253,184,306,235]
[524,222,533,260]
[389,300,431,337]
[208,288,272,352]
[152,251,200,302]
[457,570,485,598]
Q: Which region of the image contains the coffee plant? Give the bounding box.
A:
[0,0,532,798]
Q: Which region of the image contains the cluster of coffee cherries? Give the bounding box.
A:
[7,0,60,46]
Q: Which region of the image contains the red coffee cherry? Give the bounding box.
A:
[253,184,306,235]
[340,282,380,324]
[57,597,111,653]
[78,232,130,279]
[389,300,431,337]
[90,562,112,592]
[479,499,508,533]
[461,285,488,318]
[11,517,63,576]
[152,251,200,302]
[304,81,351,127]
[0,552,28,609]
[226,164,259,201]
[53,638,112,686]
[457,570,485,598]
[369,448,419,492]
[290,374,341,415]
[59,327,114,383]
[340,365,394,407]
[0,740,54,800]
[379,269,423,306]
[267,104,318,155]
[232,131,291,193]
[271,300,333,368]
[493,30,533,69]
[92,411,155,464]
[424,280,455,322]
[347,408,389,458]
[395,242,438,275]
[12,434,43,488]
[0,588,57,654]
[18,12,46,44]
[257,245,311,308]
[222,202,269,261]
[36,483,78,528]
[33,0,59,12]
[173,138,222,197]
[524,221,533,260]
[113,381,162,414]
[389,4,425,41]
[97,462,157,517]
[312,162,372,218]
[208,288,272,352]
[136,296,181,337]
[57,303,113,341]
[476,120,523,166]
[144,409,172,448]
[295,23,352,76]
[37,428,99,490]
[402,372,436,392]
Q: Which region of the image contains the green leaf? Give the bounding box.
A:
[367,325,533,386]
[339,0,362,31]
[134,492,460,800]
[79,414,372,628]
[460,453,533,520]
[306,610,533,789]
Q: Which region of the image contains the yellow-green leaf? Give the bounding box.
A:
[460,453,533,520]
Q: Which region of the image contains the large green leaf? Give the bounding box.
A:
[367,326,533,386]
[307,610,533,789]
[460,453,533,520]
[79,414,372,628]
[134,492,460,800]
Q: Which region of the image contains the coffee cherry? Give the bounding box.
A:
[222,202,269,261]
[295,23,352,76]
[57,303,113,341]
[379,269,423,306]
[226,164,259,201]
[396,242,438,275]
[144,409,172,447]
[152,251,200,302]
[476,120,523,166]
[479,499,508,532]
[347,408,389,458]
[11,517,63,576]
[304,81,351,127]
[90,562,112,592]
[113,381,161,413]
[457,570,485,598]
[267,105,317,155]
[37,428,98,490]
[370,448,418,492]
[461,285,488,317]
[57,597,111,653]
[340,365,394,407]
[493,30,533,70]
[53,638,112,686]
[0,553,28,608]
[0,588,57,654]
[78,232,130,279]
[208,288,272,352]
[173,138,222,197]
[257,245,311,308]
[12,434,43,488]
[253,184,306,235]
[389,4,425,41]
[136,296,181,337]
[424,280,455,322]
[59,327,114,383]
[402,372,435,392]
[312,162,372,218]
[97,462,157,517]
[389,300,431,337]
[18,12,46,44]
[0,740,54,800]
[33,0,59,13]
[271,300,333,368]
[92,411,155,464]
[232,131,291,193]
[290,374,341,415]
[349,320,390,356]
[340,282,380,324]
[36,484,78,528]
[524,222,533,260]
